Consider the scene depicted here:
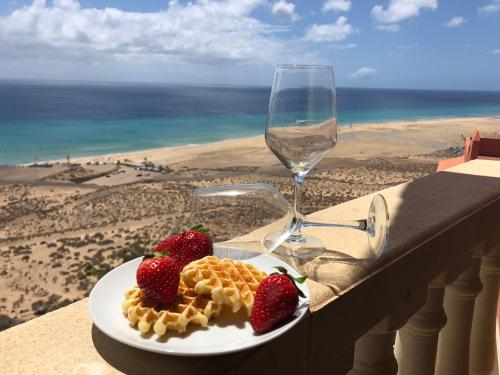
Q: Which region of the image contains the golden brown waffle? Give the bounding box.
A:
[122,279,222,336]
[181,256,267,316]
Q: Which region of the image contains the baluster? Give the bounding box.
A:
[348,317,400,375]
[470,246,500,375]
[348,289,426,375]
[395,279,447,375]
[435,256,483,375]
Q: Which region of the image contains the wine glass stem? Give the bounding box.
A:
[303,219,368,232]
[291,175,304,239]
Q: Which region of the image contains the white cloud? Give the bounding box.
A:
[0,0,297,66]
[349,67,376,79]
[442,16,465,28]
[272,0,300,21]
[303,16,357,42]
[371,0,437,24]
[492,49,500,54]
[479,1,500,14]
[376,24,400,32]
[322,0,352,12]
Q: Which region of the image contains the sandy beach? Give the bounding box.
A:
[1,116,499,330]
[53,115,497,168]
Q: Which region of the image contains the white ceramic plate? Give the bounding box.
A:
[88,247,310,356]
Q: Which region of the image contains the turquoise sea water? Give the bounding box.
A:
[1,81,500,165]
[0,115,267,165]
[340,105,500,124]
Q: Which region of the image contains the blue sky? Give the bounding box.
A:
[0,0,499,90]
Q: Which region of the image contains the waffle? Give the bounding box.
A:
[181,256,267,315]
[122,279,222,336]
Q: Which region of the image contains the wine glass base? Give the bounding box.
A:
[366,194,390,258]
[263,232,325,259]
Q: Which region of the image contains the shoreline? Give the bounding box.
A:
[9,114,500,168]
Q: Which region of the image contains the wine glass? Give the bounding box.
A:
[265,64,337,258]
[191,184,389,259]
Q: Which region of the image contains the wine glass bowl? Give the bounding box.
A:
[191,184,295,251]
[266,64,337,179]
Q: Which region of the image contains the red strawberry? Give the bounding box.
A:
[155,233,183,254]
[154,225,213,268]
[136,252,180,304]
[250,266,306,334]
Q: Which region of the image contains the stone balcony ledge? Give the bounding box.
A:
[1,159,499,375]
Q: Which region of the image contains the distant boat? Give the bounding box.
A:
[296,119,307,124]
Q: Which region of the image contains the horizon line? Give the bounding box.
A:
[1,77,500,94]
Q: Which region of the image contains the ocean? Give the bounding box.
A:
[1,80,500,165]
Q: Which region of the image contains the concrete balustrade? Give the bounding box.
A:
[1,159,499,375]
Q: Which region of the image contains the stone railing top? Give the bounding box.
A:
[1,159,499,375]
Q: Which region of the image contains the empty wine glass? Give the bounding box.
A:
[266,64,337,257]
[191,184,389,259]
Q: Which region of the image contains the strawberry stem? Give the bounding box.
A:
[144,251,169,259]
[273,266,288,274]
[191,224,210,234]
[295,285,306,298]
[294,276,307,284]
